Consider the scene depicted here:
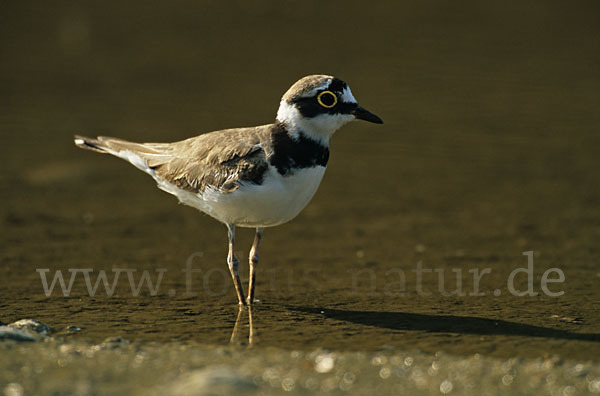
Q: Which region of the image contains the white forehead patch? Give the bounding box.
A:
[340,86,357,103]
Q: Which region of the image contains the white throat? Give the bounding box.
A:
[276,101,354,144]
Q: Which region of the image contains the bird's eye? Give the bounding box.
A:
[317,90,338,109]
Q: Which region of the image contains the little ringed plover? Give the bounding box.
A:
[74,74,383,306]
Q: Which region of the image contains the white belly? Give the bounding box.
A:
[155,165,327,228]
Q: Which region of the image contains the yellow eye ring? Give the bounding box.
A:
[317,90,338,108]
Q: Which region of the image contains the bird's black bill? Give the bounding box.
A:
[353,106,383,124]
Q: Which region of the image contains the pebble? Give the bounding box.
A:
[0,319,51,342]
[0,326,36,342]
[168,366,257,396]
[8,319,51,335]
[66,325,83,334]
[99,336,131,349]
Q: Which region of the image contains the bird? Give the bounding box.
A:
[74,74,383,306]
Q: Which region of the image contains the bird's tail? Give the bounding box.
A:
[74,135,172,174]
[74,135,159,154]
[74,135,112,153]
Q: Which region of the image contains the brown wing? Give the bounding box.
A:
[154,126,275,193]
[76,125,275,194]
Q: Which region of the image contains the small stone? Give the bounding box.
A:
[169,366,256,396]
[66,325,83,333]
[8,319,51,335]
[315,353,335,373]
[3,383,24,396]
[99,336,131,349]
[440,379,453,394]
[0,326,36,342]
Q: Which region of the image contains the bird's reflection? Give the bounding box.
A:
[230,307,255,345]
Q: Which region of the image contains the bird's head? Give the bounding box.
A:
[276,75,383,143]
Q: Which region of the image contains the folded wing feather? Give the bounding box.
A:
[74,124,275,194]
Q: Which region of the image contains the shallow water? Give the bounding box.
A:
[1,0,600,394]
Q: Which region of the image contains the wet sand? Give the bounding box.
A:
[1,1,600,394]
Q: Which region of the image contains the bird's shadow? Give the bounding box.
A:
[288,306,600,343]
